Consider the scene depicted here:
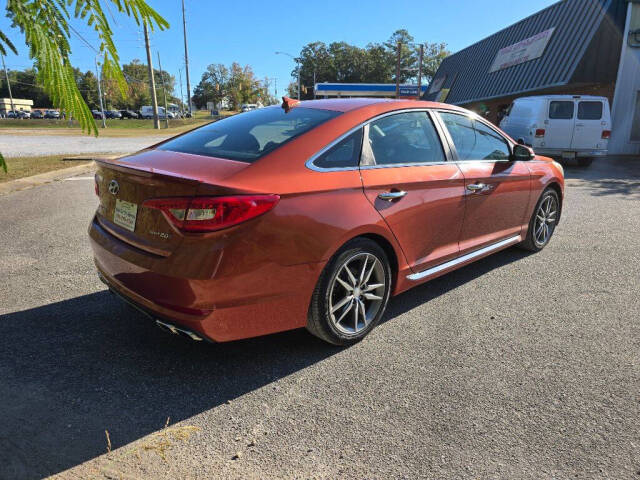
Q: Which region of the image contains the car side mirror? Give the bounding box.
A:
[512,144,535,161]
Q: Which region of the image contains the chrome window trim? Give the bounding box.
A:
[305,108,450,172]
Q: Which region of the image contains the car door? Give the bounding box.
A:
[571,100,607,150]
[436,111,531,255]
[545,99,576,150]
[359,110,466,274]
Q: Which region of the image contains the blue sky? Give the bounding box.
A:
[1,0,557,99]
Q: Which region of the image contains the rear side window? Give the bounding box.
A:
[313,129,363,169]
[439,112,510,161]
[158,106,340,162]
[549,101,574,119]
[577,101,603,120]
[365,112,445,165]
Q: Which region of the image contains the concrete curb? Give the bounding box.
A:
[0,162,96,196]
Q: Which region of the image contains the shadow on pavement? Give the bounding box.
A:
[0,246,533,479]
[563,156,640,198]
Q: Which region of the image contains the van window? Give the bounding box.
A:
[577,101,603,120]
[439,112,510,161]
[549,101,574,119]
[158,106,340,162]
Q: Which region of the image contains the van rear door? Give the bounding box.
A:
[571,100,608,150]
[545,99,575,150]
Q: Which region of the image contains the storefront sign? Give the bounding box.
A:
[489,27,555,73]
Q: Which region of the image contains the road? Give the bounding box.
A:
[1,157,639,479]
[0,133,170,157]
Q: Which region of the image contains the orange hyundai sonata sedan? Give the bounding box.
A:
[90,98,564,345]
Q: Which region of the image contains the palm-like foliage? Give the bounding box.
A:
[0,0,168,173]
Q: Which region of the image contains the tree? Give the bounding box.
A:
[192,63,229,109]
[0,1,168,172]
[293,30,449,100]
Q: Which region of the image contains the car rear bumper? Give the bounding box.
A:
[89,216,324,342]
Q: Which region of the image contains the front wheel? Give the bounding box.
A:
[519,188,560,252]
[307,238,392,346]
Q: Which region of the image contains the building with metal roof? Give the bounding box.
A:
[424,0,639,155]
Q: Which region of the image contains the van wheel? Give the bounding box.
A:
[577,158,593,167]
[307,238,392,346]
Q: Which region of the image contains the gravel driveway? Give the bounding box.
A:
[0,157,638,479]
[0,133,170,157]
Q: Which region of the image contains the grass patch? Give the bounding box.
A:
[0,155,93,183]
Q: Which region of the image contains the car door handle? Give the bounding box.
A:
[378,191,407,201]
[466,183,486,192]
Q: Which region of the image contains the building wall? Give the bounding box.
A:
[0,98,34,113]
[609,1,640,155]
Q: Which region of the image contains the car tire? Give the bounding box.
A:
[307,238,392,346]
[577,157,593,167]
[519,188,560,252]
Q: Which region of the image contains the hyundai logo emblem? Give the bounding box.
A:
[108,180,119,195]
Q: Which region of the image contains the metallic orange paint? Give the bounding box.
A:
[89,99,564,342]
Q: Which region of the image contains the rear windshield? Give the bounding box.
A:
[549,101,574,119]
[158,106,341,162]
[577,101,603,120]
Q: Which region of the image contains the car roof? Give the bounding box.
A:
[295,97,467,114]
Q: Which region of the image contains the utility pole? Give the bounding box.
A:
[178,68,184,116]
[313,69,316,99]
[143,21,160,129]
[274,78,277,98]
[94,55,107,128]
[395,42,402,99]
[157,52,170,128]
[1,55,15,116]
[182,0,192,116]
[417,44,424,100]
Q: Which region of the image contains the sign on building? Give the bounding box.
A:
[489,27,555,73]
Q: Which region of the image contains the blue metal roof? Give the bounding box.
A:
[315,83,428,93]
[423,0,624,105]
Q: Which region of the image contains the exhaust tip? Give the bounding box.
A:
[155,319,203,341]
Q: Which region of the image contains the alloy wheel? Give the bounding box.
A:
[328,252,386,335]
[534,195,558,246]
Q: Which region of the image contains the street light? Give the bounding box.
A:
[275,51,300,100]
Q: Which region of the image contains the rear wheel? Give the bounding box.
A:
[307,238,392,346]
[577,157,593,167]
[519,188,560,252]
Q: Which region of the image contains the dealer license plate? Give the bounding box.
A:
[113,199,138,232]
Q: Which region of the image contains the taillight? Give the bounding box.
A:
[143,195,279,233]
[602,130,611,139]
[535,128,546,137]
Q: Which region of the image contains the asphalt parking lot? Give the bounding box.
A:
[1,157,639,479]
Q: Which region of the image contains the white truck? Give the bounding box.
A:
[499,95,611,166]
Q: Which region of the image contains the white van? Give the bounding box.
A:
[500,95,611,166]
[140,106,172,119]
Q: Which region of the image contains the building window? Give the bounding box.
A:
[549,101,574,119]
[631,92,640,143]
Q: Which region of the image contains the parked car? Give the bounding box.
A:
[105,110,122,119]
[241,103,258,112]
[30,110,44,119]
[119,110,139,119]
[7,110,30,119]
[499,95,611,167]
[92,110,105,119]
[90,98,564,345]
[44,110,60,119]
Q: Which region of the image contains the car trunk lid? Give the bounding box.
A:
[94,150,251,256]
